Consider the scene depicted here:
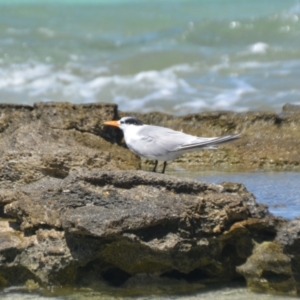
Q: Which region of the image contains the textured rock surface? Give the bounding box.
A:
[237,218,300,295]
[0,102,139,188]
[236,242,296,295]
[276,219,300,294]
[0,102,300,296]
[0,170,282,289]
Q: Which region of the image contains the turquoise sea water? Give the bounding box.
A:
[1,0,300,114]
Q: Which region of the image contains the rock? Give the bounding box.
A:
[277,219,300,293]
[0,102,139,188]
[0,102,300,296]
[236,242,296,295]
[0,170,280,289]
[236,219,300,295]
[276,218,300,256]
[280,103,300,118]
[0,219,37,287]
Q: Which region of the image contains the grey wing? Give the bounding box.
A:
[139,126,238,151]
[131,125,196,157]
[129,125,239,159]
[178,134,240,151]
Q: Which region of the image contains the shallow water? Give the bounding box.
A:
[172,170,300,220]
[1,0,300,114]
[0,283,297,300]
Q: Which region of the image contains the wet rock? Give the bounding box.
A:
[0,170,280,289]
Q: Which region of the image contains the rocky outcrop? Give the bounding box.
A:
[0,170,283,290]
[0,102,300,297]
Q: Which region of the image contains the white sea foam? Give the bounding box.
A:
[38,27,56,38]
[235,61,276,69]
[173,77,257,114]
[0,61,198,110]
[0,63,52,89]
[6,27,30,35]
[247,42,269,54]
[0,55,299,115]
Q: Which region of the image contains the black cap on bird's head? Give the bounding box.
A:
[119,116,144,126]
[104,116,144,128]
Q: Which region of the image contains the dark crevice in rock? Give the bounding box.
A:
[76,257,133,287]
[0,205,5,218]
[23,225,64,237]
[274,116,283,126]
[40,168,69,179]
[221,244,238,257]
[221,244,247,278]
[0,267,39,287]
[102,268,132,287]
[0,248,20,264]
[261,271,291,283]
[244,224,279,244]
[8,221,21,231]
[161,269,209,282]
[253,230,277,243]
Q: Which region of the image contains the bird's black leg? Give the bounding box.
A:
[161,161,167,174]
[152,160,158,172]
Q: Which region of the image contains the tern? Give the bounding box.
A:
[104,116,240,173]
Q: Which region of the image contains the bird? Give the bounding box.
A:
[104,116,240,174]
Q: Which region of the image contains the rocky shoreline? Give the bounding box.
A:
[0,102,300,297]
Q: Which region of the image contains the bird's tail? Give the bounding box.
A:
[178,134,240,151]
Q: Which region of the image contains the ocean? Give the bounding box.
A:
[0,0,300,114]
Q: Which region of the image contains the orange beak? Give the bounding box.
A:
[103,120,119,127]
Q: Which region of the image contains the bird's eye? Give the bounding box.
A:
[120,121,124,124]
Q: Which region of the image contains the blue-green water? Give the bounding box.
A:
[197,171,300,220]
[1,0,300,114]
